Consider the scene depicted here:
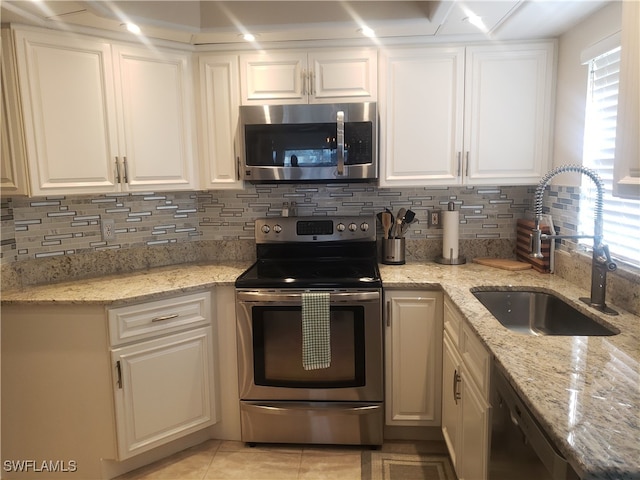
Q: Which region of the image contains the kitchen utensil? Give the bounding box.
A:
[381,212,392,239]
[385,208,395,228]
[399,210,416,237]
[392,208,406,238]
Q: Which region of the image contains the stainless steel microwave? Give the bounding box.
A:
[239,103,377,183]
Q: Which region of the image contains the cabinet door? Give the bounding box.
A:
[385,291,443,426]
[613,0,640,199]
[240,51,307,104]
[111,326,217,459]
[379,46,464,186]
[1,29,29,196]
[309,49,377,103]
[459,367,491,480]
[198,54,242,189]
[113,45,197,191]
[13,28,119,195]
[464,42,555,185]
[441,333,461,468]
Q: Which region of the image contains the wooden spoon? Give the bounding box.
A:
[381,212,392,239]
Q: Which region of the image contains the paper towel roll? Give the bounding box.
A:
[442,210,459,260]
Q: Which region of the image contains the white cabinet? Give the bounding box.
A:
[379,42,555,187]
[108,291,217,460]
[11,26,197,196]
[379,46,464,186]
[197,53,243,189]
[441,298,492,480]
[1,29,29,196]
[613,0,640,199]
[112,44,197,192]
[240,48,377,105]
[384,290,443,426]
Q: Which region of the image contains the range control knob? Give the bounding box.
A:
[261,224,270,234]
[348,223,358,232]
[360,222,370,232]
[273,224,282,234]
[336,223,346,232]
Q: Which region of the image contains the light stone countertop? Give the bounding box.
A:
[2,260,638,479]
[0,261,251,306]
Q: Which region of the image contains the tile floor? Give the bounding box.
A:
[116,439,450,480]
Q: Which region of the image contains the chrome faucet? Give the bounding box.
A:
[530,164,618,315]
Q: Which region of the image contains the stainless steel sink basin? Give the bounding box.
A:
[471,289,618,336]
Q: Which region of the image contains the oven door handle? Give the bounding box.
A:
[236,291,380,303]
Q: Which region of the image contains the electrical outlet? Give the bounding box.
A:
[102,218,116,241]
[428,210,442,228]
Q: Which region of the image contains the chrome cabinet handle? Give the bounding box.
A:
[386,300,391,327]
[115,157,121,183]
[301,70,307,96]
[151,313,179,323]
[456,152,461,177]
[465,152,469,178]
[309,70,315,96]
[453,369,462,404]
[123,156,129,183]
[116,361,123,389]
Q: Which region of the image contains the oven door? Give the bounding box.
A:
[236,289,383,402]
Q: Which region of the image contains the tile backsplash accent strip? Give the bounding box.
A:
[1,184,534,265]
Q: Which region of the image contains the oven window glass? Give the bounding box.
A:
[244,122,373,167]
[252,306,366,388]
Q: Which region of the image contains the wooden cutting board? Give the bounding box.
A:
[473,258,533,271]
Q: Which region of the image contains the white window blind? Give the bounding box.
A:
[580,46,640,267]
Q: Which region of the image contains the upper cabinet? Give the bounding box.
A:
[379,46,464,186]
[379,42,556,187]
[196,53,243,190]
[613,0,640,199]
[239,48,377,105]
[10,26,197,196]
[111,44,197,192]
[1,29,29,196]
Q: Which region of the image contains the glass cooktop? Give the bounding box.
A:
[235,257,382,289]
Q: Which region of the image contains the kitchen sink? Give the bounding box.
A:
[471,289,619,336]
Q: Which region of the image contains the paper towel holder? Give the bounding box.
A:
[435,202,466,265]
[435,250,467,265]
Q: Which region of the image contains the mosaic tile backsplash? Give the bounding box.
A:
[1,184,534,264]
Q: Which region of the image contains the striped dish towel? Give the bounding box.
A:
[302,292,331,370]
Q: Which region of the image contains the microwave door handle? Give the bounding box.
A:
[337,110,345,176]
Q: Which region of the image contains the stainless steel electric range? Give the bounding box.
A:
[235,215,383,446]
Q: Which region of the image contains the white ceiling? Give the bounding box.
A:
[0,1,612,45]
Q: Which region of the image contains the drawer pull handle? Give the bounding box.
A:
[151,314,179,323]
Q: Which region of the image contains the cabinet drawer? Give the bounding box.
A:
[460,323,491,398]
[443,299,462,348]
[108,291,211,346]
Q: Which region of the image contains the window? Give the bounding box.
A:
[580,45,640,268]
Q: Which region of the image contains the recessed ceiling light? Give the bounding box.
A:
[121,23,141,35]
[463,15,487,32]
[240,33,257,42]
[358,26,376,38]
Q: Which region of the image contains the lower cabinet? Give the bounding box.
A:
[441,298,492,480]
[384,290,443,426]
[108,291,218,460]
[0,289,220,479]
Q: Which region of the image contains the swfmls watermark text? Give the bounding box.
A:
[3,460,78,473]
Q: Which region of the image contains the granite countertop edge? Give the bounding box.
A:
[2,260,639,479]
